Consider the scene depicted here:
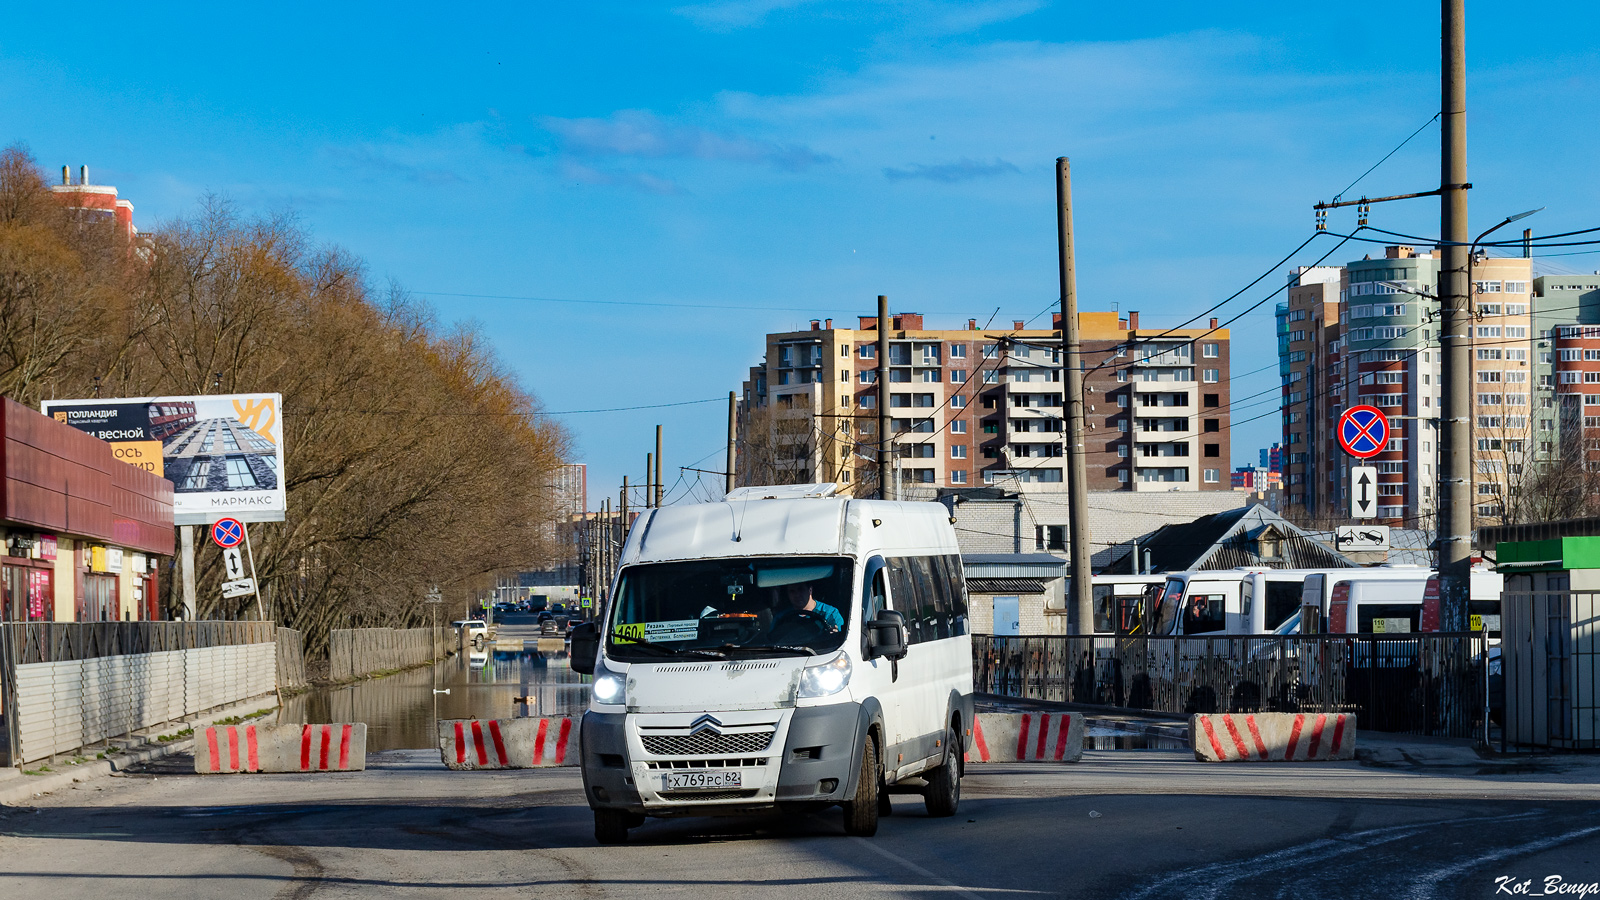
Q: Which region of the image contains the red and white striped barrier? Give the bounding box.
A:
[194,723,367,774]
[964,712,1084,763]
[437,717,578,770]
[1190,713,1357,762]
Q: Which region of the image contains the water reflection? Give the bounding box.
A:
[280,648,592,751]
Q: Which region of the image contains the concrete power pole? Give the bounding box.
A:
[876,294,893,500]
[1437,0,1471,631]
[726,391,737,495]
[655,426,664,508]
[644,454,652,509]
[1055,157,1094,636]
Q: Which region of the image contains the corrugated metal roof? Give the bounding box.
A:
[961,553,1067,579]
[967,578,1049,594]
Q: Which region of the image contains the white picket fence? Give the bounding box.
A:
[11,643,277,764]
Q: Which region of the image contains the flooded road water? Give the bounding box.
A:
[280,642,591,752]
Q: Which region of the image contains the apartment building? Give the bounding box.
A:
[738,310,1233,496]
[1278,246,1537,528]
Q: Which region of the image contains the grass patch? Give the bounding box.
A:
[157,728,194,742]
[213,708,275,727]
[23,766,51,776]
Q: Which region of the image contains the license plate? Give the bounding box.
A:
[664,770,742,791]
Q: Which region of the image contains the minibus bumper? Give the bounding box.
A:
[579,703,870,816]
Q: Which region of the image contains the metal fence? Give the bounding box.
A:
[974,632,1488,738]
[276,627,309,691]
[327,627,448,683]
[1,621,279,766]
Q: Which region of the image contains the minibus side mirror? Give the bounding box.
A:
[868,610,909,661]
[569,622,600,675]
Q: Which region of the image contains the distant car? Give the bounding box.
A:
[540,616,569,635]
[537,611,554,623]
[452,619,488,646]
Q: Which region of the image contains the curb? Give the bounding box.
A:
[0,738,194,806]
[0,693,281,806]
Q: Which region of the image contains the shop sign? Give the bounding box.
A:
[106,548,124,574]
[38,534,56,561]
[90,545,109,573]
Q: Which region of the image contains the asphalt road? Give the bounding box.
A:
[2,747,1598,899]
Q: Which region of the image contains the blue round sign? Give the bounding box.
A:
[210,517,244,549]
[1338,405,1390,459]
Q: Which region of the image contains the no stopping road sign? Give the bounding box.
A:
[1338,406,1390,459]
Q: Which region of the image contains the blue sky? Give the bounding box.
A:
[4,1,1597,508]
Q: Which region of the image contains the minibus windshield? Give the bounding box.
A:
[606,556,853,661]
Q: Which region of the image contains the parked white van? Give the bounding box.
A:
[1299,567,1433,634]
[1151,568,1322,636]
[569,484,974,844]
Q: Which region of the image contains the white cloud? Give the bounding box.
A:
[884,157,1020,182]
[673,0,824,31]
[540,110,832,172]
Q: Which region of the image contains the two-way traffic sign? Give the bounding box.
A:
[1350,466,1379,519]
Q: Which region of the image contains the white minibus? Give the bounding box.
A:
[570,484,974,844]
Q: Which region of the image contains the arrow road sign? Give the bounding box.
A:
[210,517,244,548]
[221,578,256,599]
[1351,466,1378,519]
[1336,524,1390,551]
[1338,405,1390,459]
[222,547,246,581]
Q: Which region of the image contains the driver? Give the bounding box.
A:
[774,582,843,632]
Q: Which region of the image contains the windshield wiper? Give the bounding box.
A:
[720,643,816,657]
[607,630,726,660]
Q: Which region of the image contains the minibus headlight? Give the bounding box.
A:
[798,653,852,698]
[591,662,626,705]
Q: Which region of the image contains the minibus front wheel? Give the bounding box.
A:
[842,733,880,837]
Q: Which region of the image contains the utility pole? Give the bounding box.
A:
[655,425,665,508]
[620,476,629,533]
[1437,0,1471,631]
[645,453,653,509]
[876,294,893,500]
[1056,157,1094,637]
[726,392,737,495]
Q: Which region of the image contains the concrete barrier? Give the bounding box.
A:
[1190,713,1357,762]
[438,717,578,770]
[964,712,1084,763]
[194,723,367,774]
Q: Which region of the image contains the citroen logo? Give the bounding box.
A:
[689,714,724,735]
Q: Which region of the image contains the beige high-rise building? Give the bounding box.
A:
[738,310,1233,497]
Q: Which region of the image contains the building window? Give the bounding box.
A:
[859,345,875,359]
[859,395,876,409]
[951,445,968,459]
[1203,394,1220,408]
[951,396,966,409]
[951,470,968,484]
[951,370,966,383]
[859,370,876,384]
[1203,369,1219,383]
[1204,419,1220,433]
[950,344,967,359]
[1203,468,1219,483]
[982,371,998,384]
[181,458,212,490]
[1203,343,1219,358]
[841,394,851,408]
[1203,444,1220,458]
[951,420,967,434]
[1035,525,1066,551]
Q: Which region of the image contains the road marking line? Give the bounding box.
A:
[852,836,1003,900]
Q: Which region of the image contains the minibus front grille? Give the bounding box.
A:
[641,730,775,756]
[643,757,769,769]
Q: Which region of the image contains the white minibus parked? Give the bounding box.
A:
[569,484,974,844]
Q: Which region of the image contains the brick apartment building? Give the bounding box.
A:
[738,310,1232,496]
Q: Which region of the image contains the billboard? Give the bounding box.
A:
[42,393,285,525]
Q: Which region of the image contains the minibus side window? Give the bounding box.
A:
[1092,585,1115,634]
[1264,581,1303,633]
[886,557,922,644]
[941,554,969,636]
[912,555,951,640]
[861,557,888,658]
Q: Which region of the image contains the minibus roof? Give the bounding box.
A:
[621,496,958,565]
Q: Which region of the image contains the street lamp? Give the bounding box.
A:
[1471,208,1544,258]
